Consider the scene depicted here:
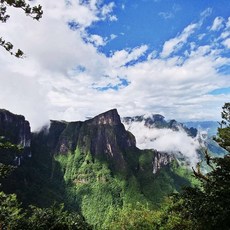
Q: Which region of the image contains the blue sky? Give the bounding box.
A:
[0,0,230,130]
[88,0,230,53]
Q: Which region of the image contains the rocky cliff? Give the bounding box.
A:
[0,109,31,165]
[152,151,173,174]
[39,109,137,172]
[0,108,174,174]
[0,109,31,147]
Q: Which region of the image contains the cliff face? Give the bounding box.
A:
[0,109,31,165]
[0,108,173,174]
[0,109,31,147]
[152,151,173,174]
[40,109,136,172]
[83,109,136,168]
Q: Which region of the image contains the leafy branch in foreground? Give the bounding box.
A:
[0,0,43,57]
[215,102,230,152]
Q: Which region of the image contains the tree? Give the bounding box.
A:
[0,138,19,186]
[160,103,230,230]
[105,203,162,230]
[26,203,92,230]
[0,0,43,57]
[0,191,25,230]
[215,102,230,152]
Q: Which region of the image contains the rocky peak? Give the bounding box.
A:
[88,109,121,126]
[40,109,137,172]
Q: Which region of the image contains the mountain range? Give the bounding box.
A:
[0,108,226,228]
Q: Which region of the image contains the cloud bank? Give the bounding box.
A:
[123,120,200,167]
[0,2,229,131]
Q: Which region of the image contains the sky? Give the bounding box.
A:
[0,0,230,131]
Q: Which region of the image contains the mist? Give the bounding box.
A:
[123,120,201,167]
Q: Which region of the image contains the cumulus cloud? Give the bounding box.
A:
[0,1,229,132]
[123,121,200,167]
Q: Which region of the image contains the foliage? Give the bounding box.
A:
[215,102,230,152]
[106,203,162,230]
[0,192,92,230]
[0,191,25,230]
[160,102,230,230]
[54,147,196,229]
[0,139,19,186]
[56,150,125,228]
[0,0,43,57]
[26,203,92,230]
[0,163,15,183]
[161,154,230,230]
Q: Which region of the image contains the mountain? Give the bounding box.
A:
[122,114,227,164]
[0,109,202,228]
[0,109,31,165]
[183,121,219,137]
[123,114,197,137]
[183,121,228,157]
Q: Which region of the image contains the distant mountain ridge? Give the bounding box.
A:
[123,114,198,137]
[122,113,227,166]
[183,121,219,136]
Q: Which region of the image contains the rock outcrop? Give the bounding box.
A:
[0,109,31,165]
[0,109,31,147]
[152,151,173,174]
[39,109,137,172]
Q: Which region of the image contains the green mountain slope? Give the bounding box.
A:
[0,108,197,229]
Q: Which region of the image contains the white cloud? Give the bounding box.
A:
[210,17,224,31]
[109,45,148,67]
[161,23,198,58]
[220,31,230,39]
[101,2,117,21]
[85,34,107,46]
[200,7,212,19]
[222,38,230,48]
[226,17,230,28]
[110,34,117,40]
[0,1,229,133]
[123,121,200,167]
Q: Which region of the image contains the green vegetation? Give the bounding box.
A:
[0,191,91,230]
[1,103,229,229]
[0,139,91,229]
[54,147,195,229]
[160,102,230,230]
